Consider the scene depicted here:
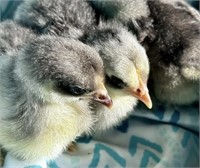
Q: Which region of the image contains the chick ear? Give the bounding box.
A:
[180,41,200,80]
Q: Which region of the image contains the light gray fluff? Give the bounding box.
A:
[14,0,96,39]
[88,0,154,43]
[0,20,35,55]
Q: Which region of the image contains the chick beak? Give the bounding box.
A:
[92,83,113,108]
[129,78,152,109]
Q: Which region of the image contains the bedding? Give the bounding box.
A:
[3,103,199,168]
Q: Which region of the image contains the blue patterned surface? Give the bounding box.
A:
[4,104,198,168]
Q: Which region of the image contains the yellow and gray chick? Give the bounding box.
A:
[0,35,112,162]
[80,21,152,131]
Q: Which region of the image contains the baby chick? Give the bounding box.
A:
[0,35,112,162]
[0,20,35,55]
[14,0,96,39]
[146,0,200,105]
[80,21,152,131]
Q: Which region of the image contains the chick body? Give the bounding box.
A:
[14,0,96,39]
[89,0,149,21]
[0,20,35,55]
[146,0,200,105]
[88,0,153,43]
[0,20,35,164]
[0,35,109,161]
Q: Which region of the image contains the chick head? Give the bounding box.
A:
[14,35,112,108]
[80,21,152,108]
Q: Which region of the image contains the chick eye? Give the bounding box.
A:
[68,86,86,96]
[106,75,127,89]
[56,82,86,96]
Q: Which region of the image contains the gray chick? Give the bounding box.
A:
[0,35,112,162]
[89,0,200,105]
[80,21,152,131]
[14,0,96,39]
[146,0,200,105]
[0,20,35,55]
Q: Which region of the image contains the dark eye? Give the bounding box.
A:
[56,82,86,96]
[68,86,86,96]
[106,75,127,89]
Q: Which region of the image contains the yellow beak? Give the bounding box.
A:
[128,77,152,109]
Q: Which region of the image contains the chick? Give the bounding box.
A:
[89,0,200,105]
[80,21,152,131]
[146,0,200,105]
[14,0,96,39]
[0,20,35,55]
[0,35,112,162]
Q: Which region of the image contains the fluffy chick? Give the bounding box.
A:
[0,20,35,55]
[146,0,200,105]
[14,0,96,39]
[0,35,112,162]
[80,21,152,131]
